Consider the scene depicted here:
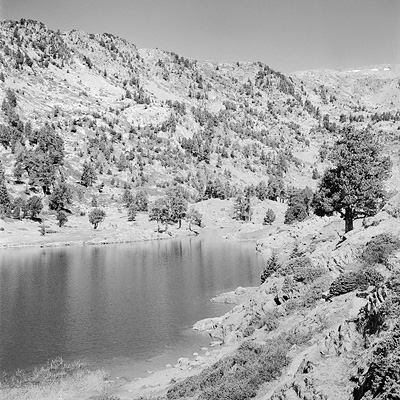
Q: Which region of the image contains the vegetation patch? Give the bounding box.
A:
[1,357,108,399]
[361,233,400,266]
[353,272,400,399]
[329,268,384,298]
[278,256,324,284]
[260,252,281,284]
[166,339,290,400]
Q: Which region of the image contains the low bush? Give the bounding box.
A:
[166,339,290,400]
[2,358,86,388]
[329,271,368,297]
[361,233,400,266]
[263,310,280,332]
[278,256,312,276]
[243,325,256,338]
[353,276,400,399]
[278,256,323,284]
[293,266,324,284]
[329,268,384,298]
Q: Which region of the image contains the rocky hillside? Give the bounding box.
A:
[0,18,400,216]
[1,18,400,400]
[164,202,400,400]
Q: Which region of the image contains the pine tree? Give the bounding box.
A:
[127,204,137,221]
[80,161,97,187]
[263,209,276,225]
[313,127,391,232]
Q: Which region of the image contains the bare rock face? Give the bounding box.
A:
[194,277,284,342]
[323,322,359,356]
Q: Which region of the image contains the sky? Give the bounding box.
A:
[1,0,400,73]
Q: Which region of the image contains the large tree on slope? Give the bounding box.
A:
[313,127,391,233]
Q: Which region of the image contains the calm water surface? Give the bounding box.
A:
[0,232,263,376]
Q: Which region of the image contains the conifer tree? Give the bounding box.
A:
[313,128,390,233]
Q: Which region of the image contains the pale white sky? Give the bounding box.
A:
[2,0,400,73]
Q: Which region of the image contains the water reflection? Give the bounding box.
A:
[0,234,262,374]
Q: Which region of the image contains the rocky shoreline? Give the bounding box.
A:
[110,208,400,399]
[3,204,400,399]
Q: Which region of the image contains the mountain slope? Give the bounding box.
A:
[0,18,399,225]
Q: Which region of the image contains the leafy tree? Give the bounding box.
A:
[313,128,391,232]
[56,210,68,227]
[81,161,97,187]
[88,208,106,229]
[49,182,73,210]
[149,197,170,232]
[263,209,276,225]
[26,195,43,219]
[186,208,202,234]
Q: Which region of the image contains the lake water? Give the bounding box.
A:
[0,232,263,377]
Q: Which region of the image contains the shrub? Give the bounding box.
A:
[361,233,400,266]
[328,268,383,298]
[166,339,290,400]
[91,196,98,208]
[278,256,311,276]
[278,256,324,286]
[293,265,324,284]
[243,326,256,338]
[263,310,280,332]
[329,271,367,297]
[363,267,385,287]
[298,282,326,309]
[1,358,86,388]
